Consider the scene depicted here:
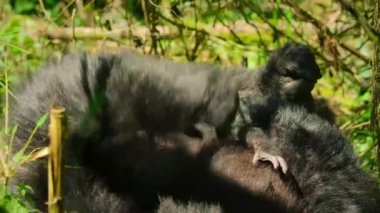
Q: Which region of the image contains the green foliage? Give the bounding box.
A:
[0,185,28,213]
[347,90,378,177]
[125,0,145,20]
[10,0,60,14]
[10,0,39,14]
[13,113,48,165]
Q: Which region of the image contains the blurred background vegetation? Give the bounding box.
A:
[0,0,379,211]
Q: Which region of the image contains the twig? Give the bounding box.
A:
[344,121,370,131]
[238,7,269,52]
[38,26,174,40]
[336,0,380,42]
[4,66,9,134]
[38,0,58,27]
[283,0,370,64]
[185,0,206,61]
[243,0,368,89]
[71,8,77,42]
[360,142,376,159]
[207,0,245,46]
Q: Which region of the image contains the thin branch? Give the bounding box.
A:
[243,0,368,89]
[336,0,380,42]
[206,0,245,46]
[38,0,58,27]
[238,7,269,52]
[283,0,370,64]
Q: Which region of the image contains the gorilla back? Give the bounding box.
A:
[9,51,241,210]
[11,51,240,151]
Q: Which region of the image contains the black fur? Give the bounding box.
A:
[241,96,380,212]
[235,43,321,103]
[9,43,325,212]
[47,133,301,213]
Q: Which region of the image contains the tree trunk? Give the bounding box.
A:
[370,0,380,180]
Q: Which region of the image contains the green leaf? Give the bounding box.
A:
[17,184,34,197]
[0,194,29,213]
[0,185,6,198]
[12,0,38,14]
[0,185,29,213]
[11,151,28,164]
[36,114,48,128]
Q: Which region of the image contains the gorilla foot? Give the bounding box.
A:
[252,151,288,174]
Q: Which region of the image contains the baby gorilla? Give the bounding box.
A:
[234,43,322,110]
[230,43,328,173]
[240,96,380,212]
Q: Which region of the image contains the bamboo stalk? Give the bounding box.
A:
[47,107,66,213]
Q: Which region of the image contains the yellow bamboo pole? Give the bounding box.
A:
[48,107,66,213]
